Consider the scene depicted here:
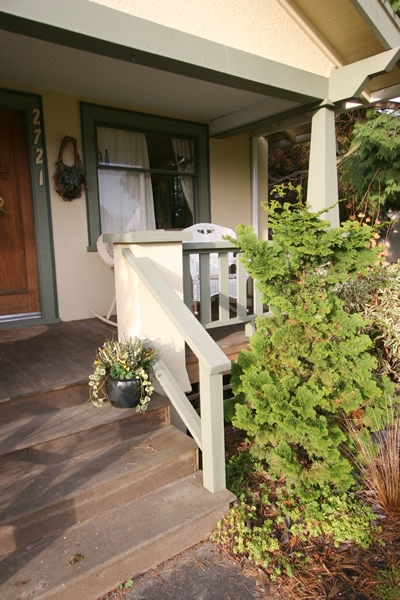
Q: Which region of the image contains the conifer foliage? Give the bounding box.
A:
[340,109,400,214]
[228,187,393,494]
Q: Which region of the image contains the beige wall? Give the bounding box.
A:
[209,135,270,239]
[1,82,262,321]
[209,134,252,232]
[40,90,117,323]
[91,0,335,75]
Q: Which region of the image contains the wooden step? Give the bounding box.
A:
[0,426,198,555]
[0,390,170,481]
[0,471,235,600]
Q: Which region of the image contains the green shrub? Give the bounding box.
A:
[228,186,393,494]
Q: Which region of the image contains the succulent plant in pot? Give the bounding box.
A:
[89,336,160,413]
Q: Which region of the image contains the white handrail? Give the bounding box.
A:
[122,248,230,493]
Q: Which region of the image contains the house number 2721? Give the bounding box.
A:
[33,109,44,185]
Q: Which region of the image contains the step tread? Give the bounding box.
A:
[0,426,197,527]
[0,472,235,600]
[0,392,169,456]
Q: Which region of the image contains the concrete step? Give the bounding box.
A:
[0,471,235,600]
[0,426,198,555]
[0,390,170,481]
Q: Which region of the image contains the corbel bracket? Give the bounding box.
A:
[329,46,400,103]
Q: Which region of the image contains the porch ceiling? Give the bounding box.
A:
[0,29,295,124]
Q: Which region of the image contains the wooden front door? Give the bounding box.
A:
[0,108,40,316]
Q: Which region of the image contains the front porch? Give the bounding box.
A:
[0,317,249,401]
[0,319,248,402]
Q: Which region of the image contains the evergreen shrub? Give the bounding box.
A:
[228,186,393,495]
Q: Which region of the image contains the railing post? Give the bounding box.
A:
[245,282,265,336]
[237,253,247,320]
[199,364,226,493]
[218,251,230,321]
[183,252,192,310]
[199,253,211,326]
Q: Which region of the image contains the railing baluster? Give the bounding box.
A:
[199,253,211,326]
[183,252,192,310]
[218,252,230,322]
[182,242,268,330]
[237,254,247,320]
[254,282,264,316]
[199,365,226,493]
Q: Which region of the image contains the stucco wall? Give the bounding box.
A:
[1,82,261,321]
[40,90,117,323]
[91,0,335,75]
[209,135,252,232]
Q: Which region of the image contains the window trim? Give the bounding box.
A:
[80,102,210,250]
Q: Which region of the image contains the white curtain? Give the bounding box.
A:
[172,138,194,217]
[97,127,155,233]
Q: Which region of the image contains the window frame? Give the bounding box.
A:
[80,102,210,250]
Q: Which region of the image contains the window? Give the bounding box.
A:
[80,103,210,250]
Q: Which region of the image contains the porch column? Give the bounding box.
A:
[307,102,340,228]
[104,231,192,395]
[251,136,259,236]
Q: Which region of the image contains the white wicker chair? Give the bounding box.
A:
[89,235,118,327]
[183,223,240,312]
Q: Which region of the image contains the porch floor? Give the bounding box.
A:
[0,318,249,402]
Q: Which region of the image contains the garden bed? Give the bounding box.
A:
[216,425,400,600]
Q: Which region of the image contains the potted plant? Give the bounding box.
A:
[89,336,160,412]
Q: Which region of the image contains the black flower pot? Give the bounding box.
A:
[104,378,142,409]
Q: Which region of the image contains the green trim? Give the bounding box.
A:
[350,0,400,49]
[0,317,60,330]
[98,164,196,177]
[80,102,210,250]
[213,101,323,139]
[0,88,59,325]
[329,47,400,102]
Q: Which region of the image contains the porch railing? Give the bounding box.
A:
[122,247,231,494]
[182,241,266,331]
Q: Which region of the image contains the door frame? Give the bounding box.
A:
[0,88,59,328]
